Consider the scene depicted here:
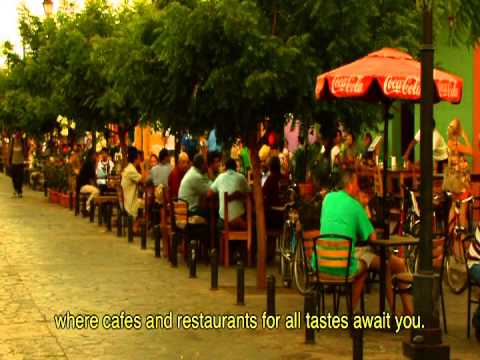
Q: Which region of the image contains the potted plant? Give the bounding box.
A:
[292,144,325,198]
[57,164,70,207]
[44,162,58,203]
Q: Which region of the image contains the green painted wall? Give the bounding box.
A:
[412,33,473,161]
[360,34,473,165]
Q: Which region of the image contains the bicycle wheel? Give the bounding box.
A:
[445,232,469,294]
[279,223,292,288]
[293,238,310,295]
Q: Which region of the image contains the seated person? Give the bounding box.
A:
[121,147,145,232]
[168,152,190,200]
[361,132,373,163]
[263,156,287,230]
[149,154,159,169]
[341,131,358,169]
[319,170,412,314]
[469,227,480,341]
[178,153,211,218]
[207,150,222,181]
[148,149,173,188]
[96,148,114,193]
[208,158,250,230]
[77,150,99,212]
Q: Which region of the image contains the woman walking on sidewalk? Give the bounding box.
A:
[7,129,28,198]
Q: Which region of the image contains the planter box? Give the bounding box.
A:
[48,189,60,204]
[60,193,69,207]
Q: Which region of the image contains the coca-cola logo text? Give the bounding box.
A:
[383,76,420,97]
[331,76,365,95]
[436,80,460,101]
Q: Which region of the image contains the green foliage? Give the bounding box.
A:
[1,0,480,142]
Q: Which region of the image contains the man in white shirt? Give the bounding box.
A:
[178,154,211,216]
[121,147,145,219]
[208,158,250,228]
[330,129,343,170]
[403,120,448,173]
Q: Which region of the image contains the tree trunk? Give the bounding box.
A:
[271,0,278,36]
[250,143,267,289]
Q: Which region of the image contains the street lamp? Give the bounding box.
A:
[43,0,53,17]
[403,0,450,358]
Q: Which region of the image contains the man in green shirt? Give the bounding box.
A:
[317,170,372,307]
[318,170,412,314]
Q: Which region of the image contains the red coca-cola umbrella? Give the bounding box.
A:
[315,48,462,103]
[314,47,463,237]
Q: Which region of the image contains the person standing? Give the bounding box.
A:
[263,156,287,229]
[402,119,448,173]
[121,147,146,233]
[8,130,28,198]
[443,118,473,231]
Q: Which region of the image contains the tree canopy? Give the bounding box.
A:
[0,0,479,140]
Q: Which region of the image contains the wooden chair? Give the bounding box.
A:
[159,187,172,258]
[392,234,447,332]
[462,234,480,338]
[300,229,320,296]
[311,234,364,316]
[115,185,128,237]
[170,198,208,264]
[221,192,253,267]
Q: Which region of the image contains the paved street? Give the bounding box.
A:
[0,173,479,359]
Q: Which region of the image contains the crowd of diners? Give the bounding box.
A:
[5,118,477,338]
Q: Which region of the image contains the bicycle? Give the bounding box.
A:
[444,192,474,294]
[277,185,320,294]
[401,186,445,273]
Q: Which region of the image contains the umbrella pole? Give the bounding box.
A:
[382,102,391,239]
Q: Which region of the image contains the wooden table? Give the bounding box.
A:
[385,168,420,199]
[369,235,419,313]
[359,166,443,198]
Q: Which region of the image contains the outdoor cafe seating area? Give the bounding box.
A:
[27,146,479,344]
